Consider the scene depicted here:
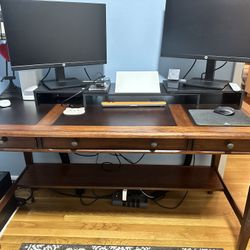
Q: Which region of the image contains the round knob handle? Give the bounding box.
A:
[227,143,234,150]
[0,137,8,145]
[150,142,158,149]
[71,140,79,147]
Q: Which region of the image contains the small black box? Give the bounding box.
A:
[34,85,84,105]
[0,172,17,231]
[0,172,12,199]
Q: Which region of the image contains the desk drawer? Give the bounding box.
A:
[42,138,188,151]
[0,137,36,149]
[193,139,250,153]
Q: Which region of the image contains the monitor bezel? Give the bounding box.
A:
[1,0,107,71]
[10,59,107,71]
[160,0,250,63]
[161,52,250,64]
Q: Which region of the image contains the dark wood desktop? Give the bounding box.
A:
[0,99,250,250]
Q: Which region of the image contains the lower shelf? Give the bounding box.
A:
[17,164,224,191]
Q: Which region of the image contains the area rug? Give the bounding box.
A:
[20,244,223,250]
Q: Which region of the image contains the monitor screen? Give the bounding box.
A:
[1,0,107,70]
[161,0,250,63]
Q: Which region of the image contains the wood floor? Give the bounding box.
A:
[0,155,250,250]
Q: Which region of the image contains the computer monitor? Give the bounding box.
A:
[161,0,250,87]
[1,0,107,90]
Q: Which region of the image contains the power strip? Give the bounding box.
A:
[112,190,148,208]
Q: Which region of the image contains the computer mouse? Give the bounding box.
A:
[0,99,11,108]
[214,106,235,116]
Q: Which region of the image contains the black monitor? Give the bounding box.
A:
[161,0,250,87]
[1,0,107,90]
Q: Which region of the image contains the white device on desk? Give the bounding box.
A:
[63,106,85,116]
[19,69,43,100]
[168,69,181,81]
[115,71,160,94]
[0,99,11,108]
[229,82,241,92]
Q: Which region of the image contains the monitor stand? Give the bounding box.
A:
[0,61,22,98]
[42,66,91,90]
[182,59,229,90]
[183,78,228,90]
[42,78,90,90]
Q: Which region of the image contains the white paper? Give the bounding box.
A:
[115,71,161,94]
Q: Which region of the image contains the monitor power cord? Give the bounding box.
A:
[182,59,197,79]
[200,61,228,80]
[40,68,51,83]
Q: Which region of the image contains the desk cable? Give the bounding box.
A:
[84,67,92,80]
[140,154,197,210]
[141,189,189,210]
[117,153,145,165]
[150,191,189,210]
[182,59,197,79]
[200,61,228,80]
[40,68,51,83]
[51,189,113,206]
[83,67,107,83]
[61,89,85,106]
[75,153,99,158]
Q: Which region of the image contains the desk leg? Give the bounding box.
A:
[59,153,70,164]
[24,152,70,164]
[237,187,250,250]
[184,155,193,166]
[211,154,221,171]
[23,152,33,165]
[207,155,222,195]
[20,153,35,203]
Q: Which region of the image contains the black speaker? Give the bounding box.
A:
[0,172,17,231]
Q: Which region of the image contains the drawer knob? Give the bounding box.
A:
[227,143,234,150]
[71,140,79,147]
[150,142,158,149]
[0,137,8,145]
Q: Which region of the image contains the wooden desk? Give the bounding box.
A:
[0,100,250,249]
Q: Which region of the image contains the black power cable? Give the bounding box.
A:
[140,189,188,210]
[182,59,197,79]
[91,189,114,199]
[40,68,51,83]
[80,195,98,206]
[75,153,99,158]
[114,153,121,165]
[141,152,196,210]
[151,191,188,210]
[118,153,145,165]
[200,61,228,80]
[80,189,115,206]
[84,67,92,80]
[61,89,85,105]
[52,189,114,207]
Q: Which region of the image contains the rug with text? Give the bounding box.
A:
[19,244,224,250]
